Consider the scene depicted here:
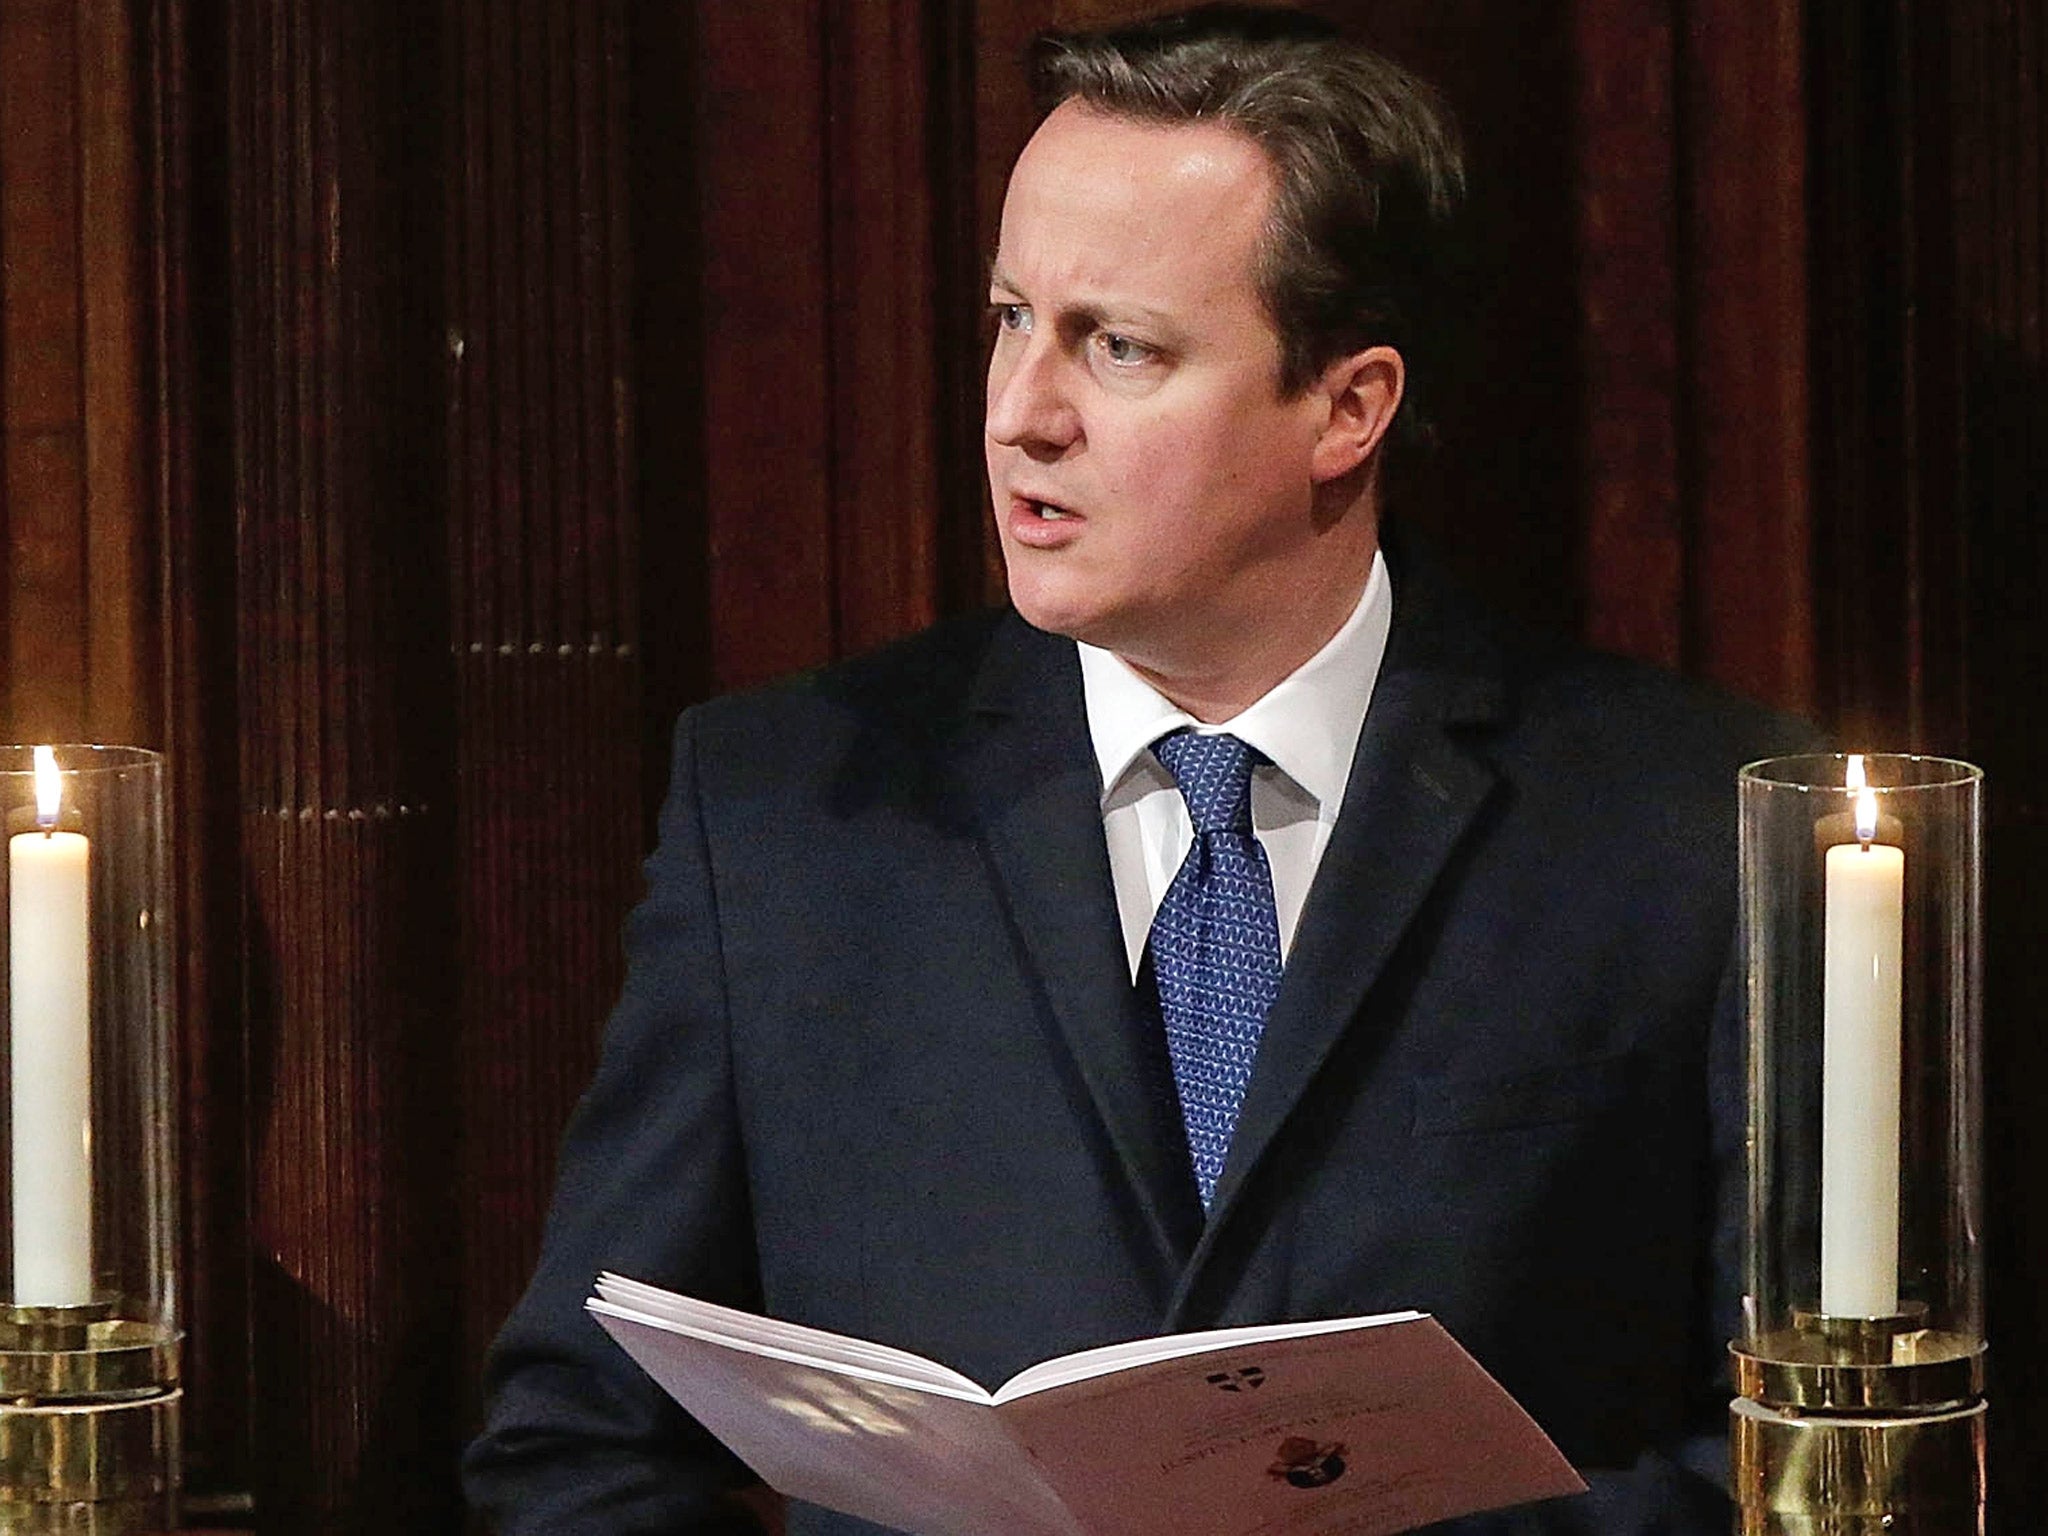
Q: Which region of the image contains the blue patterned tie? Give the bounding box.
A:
[1149,730,1282,1209]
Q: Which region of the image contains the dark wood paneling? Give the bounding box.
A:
[446,0,646,1406]
[688,1,974,683]
[1570,0,1683,667]
[79,0,154,745]
[1807,1,1951,750]
[925,0,1001,614]
[0,0,154,748]
[695,6,836,691]
[1,2,89,740]
[1680,0,1813,713]
[1808,0,2048,1522]
[1349,1,1588,641]
[1946,0,2048,1516]
[3,435,89,733]
[623,0,711,794]
[0,8,82,443]
[227,0,459,1525]
[824,1,940,652]
[144,0,252,1502]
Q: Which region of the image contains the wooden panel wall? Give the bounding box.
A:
[686,2,978,693]
[1567,0,1814,710]
[0,0,152,746]
[1679,0,1812,709]
[446,0,646,1403]
[1808,0,2048,1520]
[225,0,460,1526]
[141,0,251,1506]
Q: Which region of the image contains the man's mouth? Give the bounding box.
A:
[1003,492,1085,548]
[1015,494,1078,521]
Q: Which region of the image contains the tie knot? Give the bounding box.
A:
[1153,730,1258,835]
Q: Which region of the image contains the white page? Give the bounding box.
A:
[992,1309,1424,1403]
[588,1298,990,1403]
[590,1306,1084,1536]
[596,1274,989,1399]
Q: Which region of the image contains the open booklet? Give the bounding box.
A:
[588,1272,1585,1536]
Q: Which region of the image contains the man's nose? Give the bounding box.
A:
[985,340,1079,452]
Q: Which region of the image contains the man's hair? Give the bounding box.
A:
[1029,5,1466,445]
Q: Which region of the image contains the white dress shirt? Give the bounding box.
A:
[1078,551,1394,978]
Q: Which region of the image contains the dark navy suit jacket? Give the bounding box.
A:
[465,548,1816,1534]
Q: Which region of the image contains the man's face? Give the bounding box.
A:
[985,102,1358,682]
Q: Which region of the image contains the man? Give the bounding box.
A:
[466,9,1810,1532]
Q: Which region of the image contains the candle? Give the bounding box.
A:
[1819,757,1905,1318]
[9,746,93,1306]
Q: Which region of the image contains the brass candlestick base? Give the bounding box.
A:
[0,1307,181,1533]
[0,1393,180,1534]
[1731,1317,1986,1535]
[1731,1397,1984,1535]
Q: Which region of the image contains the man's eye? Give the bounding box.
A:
[1097,332,1154,366]
[992,302,1031,334]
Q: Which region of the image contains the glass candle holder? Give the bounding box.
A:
[1732,752,1984,1534]
[0,746,177,1533]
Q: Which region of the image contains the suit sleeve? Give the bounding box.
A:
[463,710,768,1534]
[1501,935,1747,1536]
[1497,712,1809,1536]
[1556,736,1817,1535]
[1571,932,1748,1531]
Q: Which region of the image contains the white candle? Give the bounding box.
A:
[9,746,93,1306]
[1819,768,1904,1318]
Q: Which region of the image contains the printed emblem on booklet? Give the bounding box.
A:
[1205,1365,1265,1392]
[1268,1436,1348,1489]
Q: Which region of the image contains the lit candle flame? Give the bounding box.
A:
[1856,786,1879,846]
[1846,753,1866,793]
[32,746,62,828]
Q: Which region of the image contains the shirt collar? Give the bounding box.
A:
[1077,549,1392,817]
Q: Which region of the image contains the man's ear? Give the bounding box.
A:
[1309,345,1405,483]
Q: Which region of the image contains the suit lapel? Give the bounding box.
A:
[1171,552,1509,1310]
[954,617,1205,1275]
